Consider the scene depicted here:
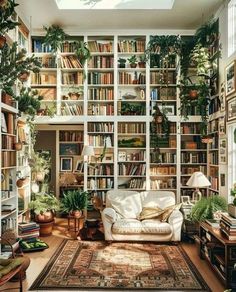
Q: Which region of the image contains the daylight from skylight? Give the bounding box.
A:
[55,0,175,10]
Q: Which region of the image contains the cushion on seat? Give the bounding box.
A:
[109,192,142,219]
[112,219,143,234]
[141,219,172,234]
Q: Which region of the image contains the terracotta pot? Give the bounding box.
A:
[189,89,198,99]
[201,136,213,144]
[1,92,13,105]
[38,220,54,236]
[70,210,82,218]
[18,71,30,82]
[138,61,146,68]
[35,172,45,182]
[14,142,23,151]
[16,177,29,188]
[130,63,137,68]
[36,211,54,223]
[228,204,236,218]
[0,35,6,49]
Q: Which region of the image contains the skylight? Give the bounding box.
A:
[55,0,175,10]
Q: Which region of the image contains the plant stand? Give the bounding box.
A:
[67,215,85,233]
[38,220,55,236]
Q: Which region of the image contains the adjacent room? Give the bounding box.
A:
[0,0,235,291]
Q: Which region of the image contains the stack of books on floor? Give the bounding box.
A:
[220,213,236,240]
[18,222,40,240]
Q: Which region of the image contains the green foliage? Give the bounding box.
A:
[230,184,236,206]
[118,58,126,64]
[194,17,218,47]
[74,41,91,66]
[43,25,67,53]
[190,196,227,222]
[29,193,60,215]
[0,0,19,36]
[0,42,41,93]
[61,190,88,213]
[128,55,137,65]
[28,151,51,174]
[15,87,43,117]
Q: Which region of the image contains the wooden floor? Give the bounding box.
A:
[3,218,224,292]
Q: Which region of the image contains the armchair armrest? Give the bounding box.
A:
[101,208,118,241]
[168,210,183,241]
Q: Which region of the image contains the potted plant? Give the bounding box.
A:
[118,57,126,68]
[61,190,88,218]
[28,151,51,182]
[74,41,91,66]
[228,183,236,218]
[138,54,147,68]
[0,0,19,49]
[43,25,67,54]
[29,193,60,236]
[128,55,138,68]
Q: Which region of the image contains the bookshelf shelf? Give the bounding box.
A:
[1,210,17,220]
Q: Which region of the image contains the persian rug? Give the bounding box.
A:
[30,240,210,291]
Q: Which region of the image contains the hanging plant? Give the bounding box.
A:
[74,41,91,66]
[43,25,67,53]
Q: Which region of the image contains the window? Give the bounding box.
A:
[228,0,236,56]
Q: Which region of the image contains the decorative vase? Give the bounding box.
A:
[0,35,6,49]
[38,220,54,236]
[36,211,54,223]
[228,204,236,218]
[14,142,23,151]
[70,210,82,218]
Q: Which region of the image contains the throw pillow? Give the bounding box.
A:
[139,203,182,222]
[0,258,23,278]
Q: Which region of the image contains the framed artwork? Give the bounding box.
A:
[59,143,80,155]
[60,157,73,171]
[75,160,84,172]
[227,97,236,121]
[219,117,226,136]
[1,113,7,133]
[219,138,227,164]
[158,105,175,116]
[104,153,114,162]
[225,61,236,96]
[219,82,226,111]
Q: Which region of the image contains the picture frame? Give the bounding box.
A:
[219,82,226,111]
[60,157,73,171]
[219,117,226,136]
[158,104,175,116]
[219,138,227,165]
[59,143,80,156]
[103,153,114,162]
[75,160,84,173]
[227,96,236,121]
[181,195,191,205]
[225,61,236,96]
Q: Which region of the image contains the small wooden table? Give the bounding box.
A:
[67,215,85,233]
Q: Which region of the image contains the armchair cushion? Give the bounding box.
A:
[141,220,172,234]
[112,219,143,234]
[109,192,142,219]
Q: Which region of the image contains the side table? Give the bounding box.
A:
[67,215,85,233]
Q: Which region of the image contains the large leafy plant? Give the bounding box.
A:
[29,193,60,215]
[74,41,91,66]
[28,151,51,174]
[0,0,19,36]
[61,190,88,213]
[43,25,67,53]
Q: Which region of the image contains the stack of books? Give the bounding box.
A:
[18,222,40,240]
[220,213,236,240]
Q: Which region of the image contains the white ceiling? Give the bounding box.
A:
[16,0,225,32]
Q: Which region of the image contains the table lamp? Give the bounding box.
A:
[81,145,95,163]
[186,171,211,202]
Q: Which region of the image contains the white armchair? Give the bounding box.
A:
[102,190,183,242]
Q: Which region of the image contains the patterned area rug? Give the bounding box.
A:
[30,240,210,291]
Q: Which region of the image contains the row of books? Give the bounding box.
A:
[62,72,83,85]
[118,72,146,85]
[209,136,219,149]
[181,152,207,164]
[209,96,220,114]
[150,178,176,190]
[1,218,17,233]
[87,104,114,116]
[88,178,113,189]
[181,124,201,134]
[118,150,146,162]
[1,135,15,149]
[150,72,176,85]
[118,123,146,134]
[209,176,219,190]
[60,55,83,69]
[220,213,236,240]
[181,166,207,175]
[150,166,176,176]
[88,72,114,85]
[88,135,113,147]
[61,103,83,116]
[88,165,114,176]
[32,39,52,53]
[150,88,176,101]
[209,152,219,165]
[61,41,78,53]
[150,152,177,164]
[118,163,146,176]
[127,178,146,189]
[1,151,16,167]
[31,72,57,85]
[88,88,114,101]
[88,122,114,133]
[59,131,84,142]
[118,39,145,53]
[36,56,57,68]
[87,40,113,53]
[88,56,114,69]
[209,119,218,133]
[18,222,40,240]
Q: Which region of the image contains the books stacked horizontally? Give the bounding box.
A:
[220,213,236,240]
[18,222,40,240]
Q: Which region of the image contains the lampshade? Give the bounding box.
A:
[186,172,211,188]
[81,145,95,157]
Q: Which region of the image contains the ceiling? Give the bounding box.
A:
[16,0,225,32]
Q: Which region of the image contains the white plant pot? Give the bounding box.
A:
[228,204,236,218]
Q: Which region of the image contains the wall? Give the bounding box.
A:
[34,130,56,193]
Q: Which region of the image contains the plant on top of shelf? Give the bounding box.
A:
[118,57,126,68]
[138,54,147,68]
[0,0,19,48]
[0,42,41,95]
[74,41,91,66]
[128,55,138,68]
[28,151,51,182]
[43,25,67,53]
[60,189,88,218]
[15,87,43,118]
[189,195,227,222]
